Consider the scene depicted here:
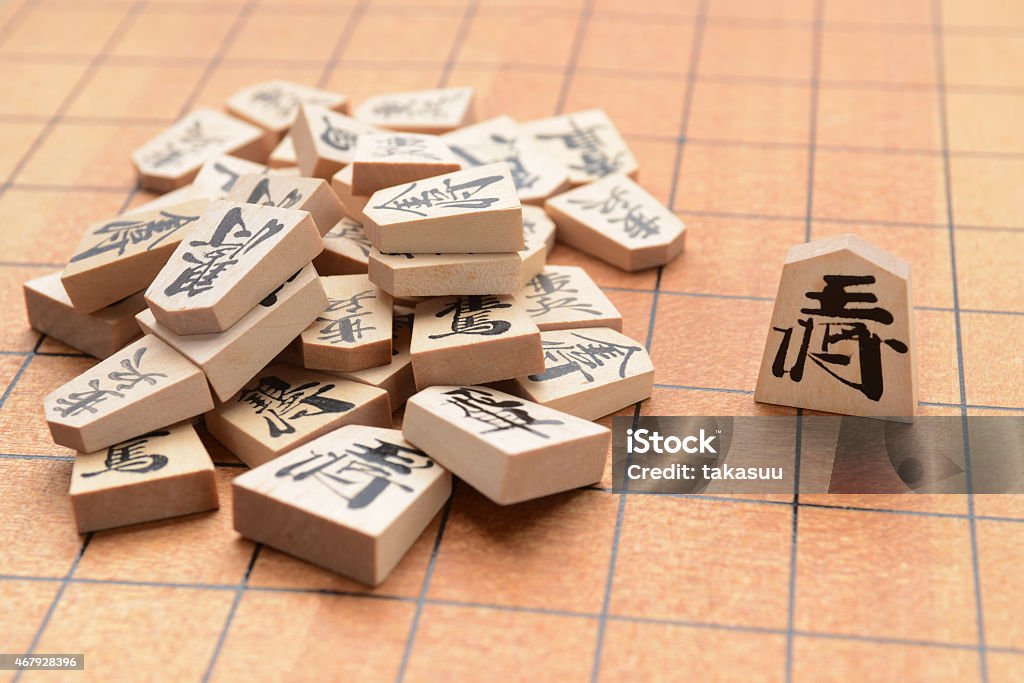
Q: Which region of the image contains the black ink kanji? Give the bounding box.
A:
[316,290,377,344]
[529,333,641,384]
[442,387,563,438]
[372,175,504,217]
[428,295,512,339]
[239,376,354,438]
[80,430,171,478]
[69,210,202,263]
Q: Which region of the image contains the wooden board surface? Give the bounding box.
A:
[2,0,1023,681]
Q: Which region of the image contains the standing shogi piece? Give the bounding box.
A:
[330,165,369,223]
[44,335,214,452]
[136,265,326,401]
[545,174,686,271]
[514,265,622,331]
[355,87,475,134]
[493,327,654,420]
[362,163,523,254]
[145,200,323,335]
[442,115,570,205]
[403,386,609,505]
[332,305,417,411]
[24,272,146,359]
[227,80,348,145]
[60,198,210,314]
[233,425,451,586]
[69,422,218,533]
[226,173,345,236]
[298,275,394,372]
[291,105,380,179]
[755,234,917,419]
[206,364,391,468]
[410,295,544,389]
[521,109,638,185]
[314,217,373,275]
[351,132,461,196]
[268,134,297,169]
[131,108,267,192]
[368,250,522,298]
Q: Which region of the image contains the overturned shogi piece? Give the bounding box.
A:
[69,421,218,533]
[233,424,450,585]
[514,265,622,331]
[24,272,146,359]
[206,364,391,468]
[355,86,475,134]
[314,217,372,275]
[494,327,653,420]
[227,80,348,145]
[331,305,416,411]
[268,134,297,169]
[546,174,685,271]
[298,275,393,372]
[443,115,570,205]
[404,385,609,505]
[44,335,214,452]
[291,105,380,179]
[226,173,344,236]
[363,163,523,254]
[520,205,556,287]
[131,108,267,192]
[145,200,322,335]
[330,165,369,223]
[137,265,326,401]
[368,250,521,298]
[755,234,917,419]
[351,132,461,196]
[522,109,638,185]
[411,295,544,389]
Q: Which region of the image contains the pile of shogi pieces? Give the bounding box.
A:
[27,82,685,586]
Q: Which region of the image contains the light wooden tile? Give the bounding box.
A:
[314,217,372,275]
[226,173,345,236]
[521,109,638,185]
[227,80,348,143]
[513,265,622,331]
[291,104,380,179]
[351,132,461,196]
[298,275,394,373]
[331,305,417,411]
[354,86,476,134]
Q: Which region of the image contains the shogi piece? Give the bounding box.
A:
[299,275,393,372]
[404,385,609,505]
[44,335,214,452]
[227,80,348,144]
[494,327,653,420]
[24,272,146,359]
[233,425,450,586]
[145,200,323,335]
[351,132,461,196]
[442,115,570,205]
[206,364,391,468]
[546,174,686,271]
[131,108,266,192]
[368,250,521,298]
[363,163,523,254]
[268,134,297,168]
[332,306,416,411]
[355,87,475,134]
[410,295,544,389]
[514,265,622,331]
[520,205,556,287]
[314,217,372,275]
[291,105,380,179]
[522,109,638,185]
[69,422,218,533]
[61,199,211,314]
[330,165,369,223]
[755,234,917,419]
[226,173,344,236]
[192,155,270,198]
[137,265,327,401]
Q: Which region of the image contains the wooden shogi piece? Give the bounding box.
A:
[268,134,297,168]
[362,162,523,254]
[545,174,686,271]
[354,86,475,134]
[410,295,544,389]
[351,132,461,196]
[331,305,416,411]
[291,104,380,179]
[191,154,270,198]
[393,294,428,308]
[403,385,609,505]
[145,200,323,335]
[206,364,391,468]
[233,424,450,586]
[755,234,917,419]
[330,164,369,223]
[298,275,393,372]
[69,421,218,533]
[368,249,521,298]
[227,80,348,144]
[520,205,556,288]
[314,217,372,275]
[493,327,654,420]
[136,264,326,401]
[522,109,638,185]
[225,173,345,236]
[442,115,570,205]
[513,265,622,332]
[24,272,146,359]
[44,335,214,452]
[131,108,267,192]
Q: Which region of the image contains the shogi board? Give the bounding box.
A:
[5,5,1021,682]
